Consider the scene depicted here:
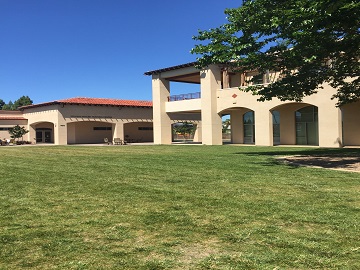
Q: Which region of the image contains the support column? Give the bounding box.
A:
[318,106,342,147]
[152,75,172,144]
[113,122,124,141]
[231,110,243,144]
[201,65,222,145]
[54,122,67,145]
[28,125,36,144]
[193,123,202,142]
[254,107,273,146]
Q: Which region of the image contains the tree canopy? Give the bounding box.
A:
[8,125,29,141]
[191,0,360,106]
[1,96,33,110]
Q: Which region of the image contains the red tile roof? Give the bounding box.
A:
[0,116,27,120]
[19,97,152,110]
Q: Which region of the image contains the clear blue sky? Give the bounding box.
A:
[0,0,240,104]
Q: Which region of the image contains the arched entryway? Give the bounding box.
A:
[270,103,318,146]
[220,107,255,144]
[30,122,55,144]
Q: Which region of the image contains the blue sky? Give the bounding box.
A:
[0,0,240,104]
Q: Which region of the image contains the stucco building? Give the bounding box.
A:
[0,97,153,145]
[145,62,360,147]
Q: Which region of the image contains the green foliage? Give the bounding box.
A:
[222,119,230,133]
[13,95,33,109]
[192,0,360,106]
[8,125,29,141]
[2,101,14,110]
[173,122,196,140]
[1,96,33,110]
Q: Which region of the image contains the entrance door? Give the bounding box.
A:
[36,131,43,142]
[45,131,51,142]
[35,128,53,143]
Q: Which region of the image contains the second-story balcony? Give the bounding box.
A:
[168,92,201,102]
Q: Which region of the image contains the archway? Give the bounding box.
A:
[30,122,55,144]
[220,107,254,144]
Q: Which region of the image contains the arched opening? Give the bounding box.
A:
[295,105,319,146]
[243,111,255,144]
[219,107,255,144]
[31,122,55,144]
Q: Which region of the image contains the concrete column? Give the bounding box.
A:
[200,65,222,145]
[28,125,36,144]
[113,122,124,140]
[231,110,243,144]
[54,122,67,145]
[193,123,202,142]
[152,75,172,144]
[318,106,342,147]
[255,107,273,146]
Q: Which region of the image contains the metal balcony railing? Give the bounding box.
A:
[168,92,201,102]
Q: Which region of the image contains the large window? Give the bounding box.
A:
[243,111,255,144]
[272,110,280,145]
[295,106,319,145]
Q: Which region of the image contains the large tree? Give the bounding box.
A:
[192,0,360,106]
[1,96,33,110]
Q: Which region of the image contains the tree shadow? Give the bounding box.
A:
[234,147,360,171]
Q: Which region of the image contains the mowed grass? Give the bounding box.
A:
[0,145,359,269]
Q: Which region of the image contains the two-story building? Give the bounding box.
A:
[145,62,360,147]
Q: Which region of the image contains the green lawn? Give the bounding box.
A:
[0,145,359,269]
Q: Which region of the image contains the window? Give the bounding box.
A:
[243,111,255,144]
[93,127,112,131]
[138,127,153,131]
[295,106,318,145]
[0,127,11,131]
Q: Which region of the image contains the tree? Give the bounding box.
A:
[192,0,360,106]
[222,119,231,133]
[173,122,196,141]
[1,96,33,110]
[13,95,33,109]
[8,125,29,142]
[0,99,4,110]
[2,101,14,110]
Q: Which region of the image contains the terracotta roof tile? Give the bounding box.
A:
[19,97,152,110]
[0,116,27,120]
[58,97,152,107]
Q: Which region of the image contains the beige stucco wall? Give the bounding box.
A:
[0,110,28,140]
[22,104,153,145]
[151,64,356,147]
[124,122,153,142]
[0,119,28,140]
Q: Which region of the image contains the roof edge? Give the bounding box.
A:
[144,62,197,76]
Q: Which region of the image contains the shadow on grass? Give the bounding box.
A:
[236,147,360,171]
[235,147,360,157]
